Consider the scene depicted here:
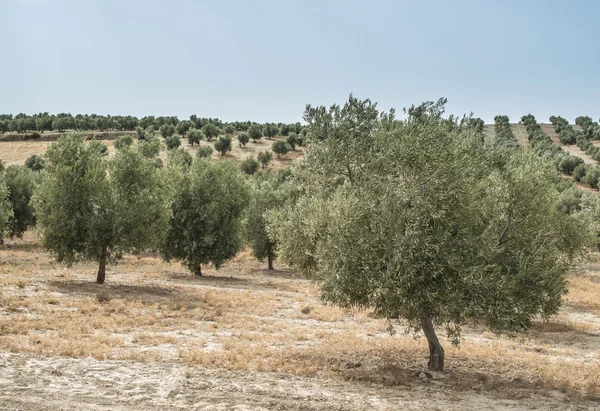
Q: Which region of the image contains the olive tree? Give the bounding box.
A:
[201,123,221,141]
[240,156,259,175]
[263,124,279,139]
[161,158,249,275]
[196,145,213,158]
[115,135,134,150]
[257,150,273,168]
[248,125,262,143]
[214,136,232,156]
[186,128,204,147]
[2,165,38,239]
[0,179,13,242]
[268,96,587,372]
[34,134,171,284]
[237,132,250,147]
[159,123,176,138]
[24,154,45,171]
[271,140,289,158]
[165,135,182,150]
[244,171,289,269]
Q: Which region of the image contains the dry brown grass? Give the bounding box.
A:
[0,135,302,169]
[2,231,600,401]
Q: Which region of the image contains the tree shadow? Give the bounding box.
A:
[50,280,179,305]
[166,272,279,291]
[0,242,42,252]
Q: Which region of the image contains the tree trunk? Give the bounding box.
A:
[267,253,274,270]
[195,266,202,276]
[421,314,444,371]
[96,249,107,284]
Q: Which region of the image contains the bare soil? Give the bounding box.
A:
[1,233,600,409]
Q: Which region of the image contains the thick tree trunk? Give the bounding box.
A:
[96,249,107,284]
[421,314,444,371]
[267,253,274,270]
[195,266,202,276]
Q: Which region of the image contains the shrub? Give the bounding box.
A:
[248,125,262,143]
[165,135,181,150]
[214,136,232,156]
[272,140,290,158]
[186,128,204,147]
[24,154,45,171]
[558,155,584,175]
[237,132,250,147]
[115,135,134,150]
[257,150,273,168]
[196,145,213,159]
[240,157,259,175]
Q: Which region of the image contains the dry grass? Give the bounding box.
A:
[0,135,302,169]
[1,231,600,401]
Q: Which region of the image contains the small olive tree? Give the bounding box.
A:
[2,165,38,239]
[271,140,289,158]
[24,154,45,171]
[161,158,249,275]
[248,125,262,143]
[257,150,273,168]
[244,171,289,269]
[214,136,232,156]
[201,123,221,141]
[0,179,13,243]
[186,128,204,147]
[240,157,259,175]
[34,134,171,284]
[237,132,250,147]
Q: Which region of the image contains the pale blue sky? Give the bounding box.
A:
[2,0,599,123]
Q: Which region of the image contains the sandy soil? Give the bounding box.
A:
[1,233,600,410]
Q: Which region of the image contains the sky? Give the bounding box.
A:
[2,0,600,124]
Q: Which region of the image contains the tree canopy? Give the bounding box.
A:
[34,134,171,284]
[268,95,588,371]
[162,158,250,276]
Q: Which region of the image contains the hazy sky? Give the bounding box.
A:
[2,0,599,123]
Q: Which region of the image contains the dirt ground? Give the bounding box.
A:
[1,233,600,410]
[0,135,302,168]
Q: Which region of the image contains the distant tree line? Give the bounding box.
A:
[0,112,308,140]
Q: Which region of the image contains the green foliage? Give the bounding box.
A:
[196,145,213,159]
[167,148,192,170]
[24,155,45,171]
[161,158,250,275]
[186,128,204,147]
[165,135,181,150]
[0,178,14,241]
[574,164,588,182]
[114,135,134,150]
[0,159,4,172]
[159,123,176,138]
[214,136,232,156]
[240,157,259,175]
[201,123,221,141]
[224,125,236,135]
[263,124,279,139]
[34,134,171,283]
[582,166,600,189]
[244,171,289,269]
[29,131,41,140]
[248,125,263,143]
[237,132,250,147]
[493,115,519,149]
[268,96,588,371]
[135,126,145,139]
[286,133,299,150]
[271,140,290,157]
[176,120,192,136]
[138,136,162,159]
[257,150,273,168]
[1,165,38,238]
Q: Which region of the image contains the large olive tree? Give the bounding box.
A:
[34,134,171,284]
[268,96,587,371]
